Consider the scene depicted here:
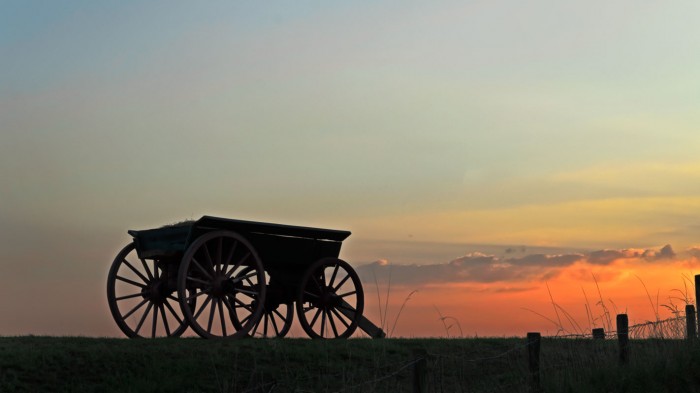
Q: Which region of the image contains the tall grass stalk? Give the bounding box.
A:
[372,265,417,338]
[389,290,418,338]
[636,275,660,321]
[592,273,613,332]
[433,305,464,338]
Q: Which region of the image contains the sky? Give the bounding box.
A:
[2,1,700,337]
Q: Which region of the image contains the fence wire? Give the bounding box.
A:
[239,311,695,392]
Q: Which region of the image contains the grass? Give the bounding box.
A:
[3,336,700,392]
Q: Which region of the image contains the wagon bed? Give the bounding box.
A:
[129,216,351,258]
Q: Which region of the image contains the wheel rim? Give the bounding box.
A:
[107,242,189,338]
[296,258,364,339]
[230,268,294,338]
[177,231,266,338]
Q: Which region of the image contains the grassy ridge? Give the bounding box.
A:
[2,337,700,392]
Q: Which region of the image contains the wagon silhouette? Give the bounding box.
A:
[107,216,384,339]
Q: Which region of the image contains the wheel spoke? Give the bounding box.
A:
[135,302,154,335]
[222,240,238,275]
[218,299,227,336]
[222,296,236,314]
[194,296,213,319]
[204,241,218,274]
[116,275,146,289]
[163,299,183,325]
[309,307,322,327]
[252,313,262,336]
[225,251,250,278]
[160,304,171,336]
[328,264,340,288]
[123,298,149,319]
[236,287,259,296]
[303,291,319,299]
[234,297,254,311]
[338,290,357,298]
[333,274,351,291]
[187,276,211,287]
[151,303,158,338]
[320,310,326,337]
[216,237,223,268]
[270,312,280,336]
[191,258,213,280]
[122,259,149,284]
[206,299,216,333]
[263,313,269,337]
[321,267,327,287]
[186,290,209,302]
[116,292,143,301]
[338,302,356,312]
[330,307,351,329]
[140,258,154,281]
[153,260,159,280]
[232,271,257,284]
[273,308,287,321]
[328,309,339,337]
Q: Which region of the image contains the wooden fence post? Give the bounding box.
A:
[592,328,605,340]
[696,275,700,334]
[617,314,629,365]
[412,349,427,393]
[687,304,697,340]
[527,332,541,392]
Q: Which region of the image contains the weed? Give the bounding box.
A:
[433,305,464,338]
[371,264,417,338]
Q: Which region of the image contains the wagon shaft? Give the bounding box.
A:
[337,299,386,338]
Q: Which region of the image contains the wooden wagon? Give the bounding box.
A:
[107,216,384,339]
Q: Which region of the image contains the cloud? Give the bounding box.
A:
[356,245,680,287]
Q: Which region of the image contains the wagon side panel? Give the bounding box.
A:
[129,225,192,260]
[246,233,343,280]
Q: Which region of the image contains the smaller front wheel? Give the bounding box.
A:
[296,258,364,339]
[230,268,294,338]
[107,242,189,338]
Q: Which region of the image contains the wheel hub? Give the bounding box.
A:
[211,274,233,297]
[319,287,339,308]
[142,280,169,303]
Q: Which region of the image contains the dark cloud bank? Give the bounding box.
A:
[356,244,679,286]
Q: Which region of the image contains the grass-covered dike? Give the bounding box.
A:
[2,336,700,392]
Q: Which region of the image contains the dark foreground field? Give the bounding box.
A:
[2,336,700,392]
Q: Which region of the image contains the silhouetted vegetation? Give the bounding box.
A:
[2,336,700,392]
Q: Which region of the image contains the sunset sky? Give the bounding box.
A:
[3,1,700,337]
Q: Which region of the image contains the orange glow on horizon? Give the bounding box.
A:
[359,257,700,338]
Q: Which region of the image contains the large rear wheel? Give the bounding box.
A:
[177,231,266,338]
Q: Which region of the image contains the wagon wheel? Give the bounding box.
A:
[177,231,266,338]
[296,258,364,339]
[230,267,294,338]
[107,242,190,338]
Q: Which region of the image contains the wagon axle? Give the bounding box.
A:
[141,280,172,304]
[210,275,236,298]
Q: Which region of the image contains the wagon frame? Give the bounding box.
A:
[107,216,384,339]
